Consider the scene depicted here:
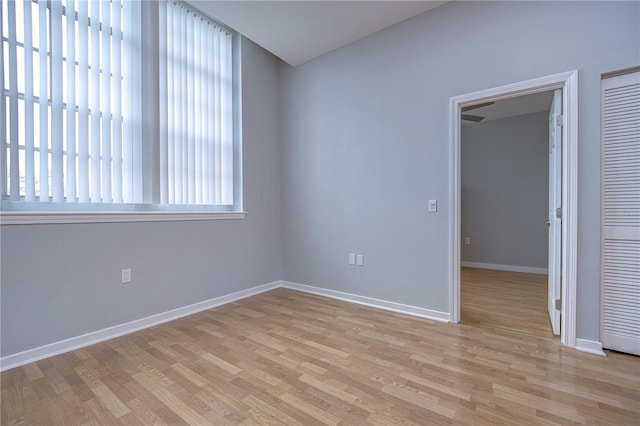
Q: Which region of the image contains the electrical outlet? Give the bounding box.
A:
[349,253,356,265]
[356,255,364,266]
[464,237,471,245]
[121,268,132,284]
[428,199,438,212]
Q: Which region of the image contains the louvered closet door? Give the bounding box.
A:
[601,70,640,356]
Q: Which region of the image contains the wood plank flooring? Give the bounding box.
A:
[461,267,555,338]
[2,288,639,425]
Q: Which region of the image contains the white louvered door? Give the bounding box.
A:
[601,69,640,356]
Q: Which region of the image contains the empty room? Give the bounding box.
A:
[1,1,639,425]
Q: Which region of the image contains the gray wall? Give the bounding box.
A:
[0,38,283,357]
[280,1,640,340]
[461,111,549,269]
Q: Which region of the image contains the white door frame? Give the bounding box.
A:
[449,70,579,348]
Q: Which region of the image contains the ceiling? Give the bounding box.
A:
[462,91,555,125]
[189,1,448,66]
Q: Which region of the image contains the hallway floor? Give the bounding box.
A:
[461,267,556,339]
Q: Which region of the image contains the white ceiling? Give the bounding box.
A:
[462,91,555,125]
[188,1,448,66]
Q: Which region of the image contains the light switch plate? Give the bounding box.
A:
[356,255,364,266]
[348,253,356,265]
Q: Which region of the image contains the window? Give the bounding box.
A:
[1,0,242,222]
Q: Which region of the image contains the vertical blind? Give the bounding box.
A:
[158,1,234,206]
[1,0,141,204]
[2,0,237,209]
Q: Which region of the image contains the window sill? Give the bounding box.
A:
[0,211,247,225]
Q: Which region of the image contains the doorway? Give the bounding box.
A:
[448,71,579,348]
[459,91,556,338]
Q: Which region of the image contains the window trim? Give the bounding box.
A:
[0,210,246,225]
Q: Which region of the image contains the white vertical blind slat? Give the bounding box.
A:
[203,22,213,205]
[213,28,222,204]
[170,5,180,204]
[38,0,49,202]
[90,0,101,202]
[172,5,182,204]
[50,0,64,202]
[199,20,207,204]
[194,17,202,204]
[209,24,218,204]
[187,10,195,204]
[122,0,135,203]
[166,1,175,204]
[179,8,187,204]
[169,3,178,204]
[112,0,123,203]
[7,1,19,201]
[101,0,112,203]
[66,0,77,202]
[0,0,5,199]
[221,32,233,205]
[23,0,35,201]
[158,0,168,204]
[129,1,143,203]
[77,0,90,202]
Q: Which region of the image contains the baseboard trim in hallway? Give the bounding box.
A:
[461,261,548,275]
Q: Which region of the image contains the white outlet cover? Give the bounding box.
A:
[348,253,356,265]
[121,268,132,283]
[356,255,364,266]
[428,199,437,212]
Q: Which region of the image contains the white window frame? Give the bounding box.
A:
[0,0,244,225]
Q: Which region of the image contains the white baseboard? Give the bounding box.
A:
[1,280,448,371]
[575,338,606,356]
[0,281,280,372]
[281,281,450,322]
[2,276,603,371]
[461,261,548,275]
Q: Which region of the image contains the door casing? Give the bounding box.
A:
[448,70,579,348]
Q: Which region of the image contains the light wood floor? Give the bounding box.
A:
[461,267,555,338]
[2,288,639,425]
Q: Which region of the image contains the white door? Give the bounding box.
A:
[548,89,562,336]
